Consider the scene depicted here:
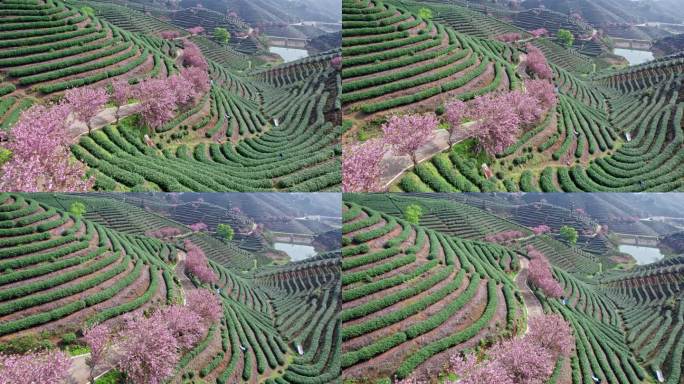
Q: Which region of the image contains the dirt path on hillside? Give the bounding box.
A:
[515,257,543,334]
[380,122,475,189]
[67,103,141,140]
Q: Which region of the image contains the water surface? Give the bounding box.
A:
[269,46,309,63]
[274,242,316,261]
[614,48,654,65]
[618,244,664,265]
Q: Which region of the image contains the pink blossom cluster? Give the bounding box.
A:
[188,222,208,232]
[466,92,522,155]
[0,350,70,384]
[146,226,182,239]
[184,240,218,284]
[160,30,181,40]
[484,230,525,244]
[0,103,94,192]
[187,26,204,35]
[443,79,555,156]
[531,224,551,235]
[382,113,438,165]
[575,208,587,216]
[331,55,342,71]
[528,28,548,38]
[527,245,563,298]
[116,312,179,384]
[65,87,109,131]
[525,43,553,80]
[448,314,573,384]
[342,139,386,192]
[524,79,557,110]
[151,305,207,349]
[186,288,222,323]
[496,32,521,43]
[181,41,208,71]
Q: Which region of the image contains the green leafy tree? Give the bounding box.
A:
[69,201,86,217]
[217,223,234,241]
[418,7,433,20]
[559,225,578,245]
[557,29,574,48]
[213,27,230,44]
[404,204,422,225]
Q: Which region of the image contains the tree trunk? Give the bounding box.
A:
[115,106,120,124]
[411,152,418,168]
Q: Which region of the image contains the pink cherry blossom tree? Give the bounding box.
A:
[110,79,135,123]
[184,240,218,284]
[151,305,207,350]
[527,246,563,298]
[134,78,178,133]
[467,93,521,156]
[189,222,208,232]
[84,324,111,383]
[524,79,557,110]
[0,350,70,384]
[528,28,548,38]
[331,55,342,71]
[444,99,467,146]
[527,314,574,357]
[496,32,521,43]
[448,314,573,384]
[525,43,553,80]
[0,104,94,192]
[531,224,551,235]
[64,87,109,133]
[187,26,205,35]
[342,138,386,192]
[186,289,222,323]
[180,66,210,97]
[181,41,208,71]
[116,314,179,384]
[382,113,437,166]
[160,30,181,40]
[504,90,542,127]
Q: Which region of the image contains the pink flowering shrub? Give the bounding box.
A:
[331,55,342,71]
[342,139,386,192]
[84,324,111,382]
[531,224,551,235]
[0,104,94,192]
[0,350,70,384]
[527,245,563,298]
[382,113,438,165]
[110,79,136,123]
[184,240,218,284]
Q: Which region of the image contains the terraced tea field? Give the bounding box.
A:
[341,0,684,193]
[0,0,341,192]
[341,193,684,383]
[0,193,342,383]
